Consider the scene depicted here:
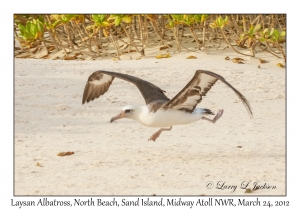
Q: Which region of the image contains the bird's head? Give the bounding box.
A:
[110,105,137,123]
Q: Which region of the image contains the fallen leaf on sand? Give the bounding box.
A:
[186,55,197,59]
[123,49,137,54]
[41,54,49,59]
[57,151,75,156]
[233,57,244,61]
[29,47,39,54]
[47,46,55,52]
[232,58,244,64]
[64,56,77,60]
[74,52,82,57]
[37,48,49,59]
[64,53,82,60]
[225,56,230,60]
[245,187,259,193]
[277,63,285,68]
[156,53,171,59]
[245,188,253,193]
[259,59,267,63]
[103,28,110,37]
[16,54,32,58]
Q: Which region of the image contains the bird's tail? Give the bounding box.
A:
[202,108,214,115]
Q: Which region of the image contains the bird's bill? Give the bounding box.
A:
[110,111,125,123]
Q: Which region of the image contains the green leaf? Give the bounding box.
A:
[273,30,279,40]
[52,20,61,29]
[92,14,107,24]
[36,20,44,34]
[194,14,201,22]
[263,28,269,35]
[37,16,45,24]
[62,14,75,22]
[201,14,209,22]
[224,16,228,23]
[171,14,181,21]
[29,22,38,37]
[114,17,122,26]
[108,14,123,21]
[23,31,32,40]
[259,37,266,42]
[19,23,34,40]
[101,21,110,27]
[122,16,132,23]
[92,14,100,23]
[269,28,275,36]
[35,32,40,39]
[99,14,106,22]
[52,15,61,20]
[222,16,229,28]
[61,15,69,22]
[248,25,254,33]
[216,16,222,26]
[107,15,115,21]
[253,24,261,33]
[18,24,27,37]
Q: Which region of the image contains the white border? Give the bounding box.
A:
[2,0,297,208]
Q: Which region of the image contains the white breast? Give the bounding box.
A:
[136,107,206,127]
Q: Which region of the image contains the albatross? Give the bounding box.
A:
[82,70,253,141]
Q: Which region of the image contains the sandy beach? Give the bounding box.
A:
[14,49,285,195]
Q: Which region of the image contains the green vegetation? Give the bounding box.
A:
[14,14,286,61]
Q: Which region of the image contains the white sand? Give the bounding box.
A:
[14,50,285,195]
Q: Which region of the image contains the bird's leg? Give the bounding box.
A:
[202,109,224,123]
[148,126,172,142]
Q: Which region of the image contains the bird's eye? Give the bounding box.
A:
[125,109,131,113]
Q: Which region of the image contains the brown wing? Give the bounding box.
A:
[82,70,169,105]
[162,70,253,117]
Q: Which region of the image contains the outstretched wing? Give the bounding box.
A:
[82,70,170,105]
[162,70,253,117]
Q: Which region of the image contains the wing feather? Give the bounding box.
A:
[163,70,253,117]
[82,70,169,105]
[82,72,114,104]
